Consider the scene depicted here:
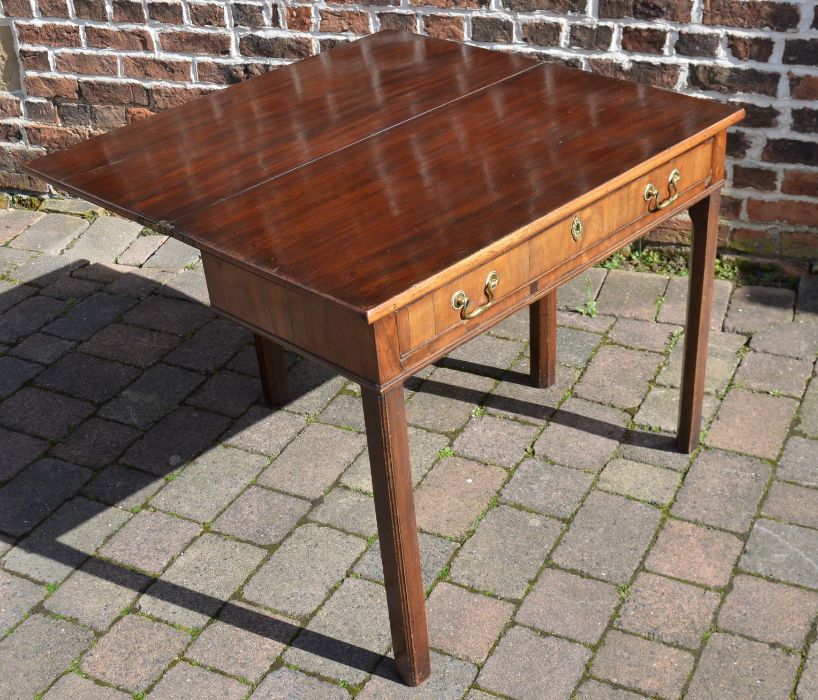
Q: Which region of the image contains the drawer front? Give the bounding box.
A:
[396,139,713,360]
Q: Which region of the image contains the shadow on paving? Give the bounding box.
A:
[0,259,683,682]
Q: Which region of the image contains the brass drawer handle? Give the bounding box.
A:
[452,271,499,320]
[644,168,681,212]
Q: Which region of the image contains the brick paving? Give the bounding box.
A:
[0,199,817,698]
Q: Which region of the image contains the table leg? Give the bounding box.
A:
[530,291,557,388]
[361,385,431,686]
[677,192,721,452]
[253,334,289,406]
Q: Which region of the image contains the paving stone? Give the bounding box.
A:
[646,519,743,587]
[0,458,92,536]
[796,274,818,322]
[634,385,719,433]
[574,680,645,700]
[575,345,661,409]
[501,458,594,518]
[104,267,174,298]
[555,327,603,368]
[282,578,392,684]
[80,614,189,693]
[151,445,267,522]
[591,630,694,700]
[451,505,560,599]
[285,359,347,415]
[0,246,35,276]
[79,322,180,367]
[608,316,681,352]
[672,449,770,533]
[64,215,143,263]
[0,208,44,244]
[658,275,732,329]
[751,321,818,359]
[686,632,799,700]
[310,487,376,537]
[41,274,100,300]
[243,523,365,617]
[763,480,818,529]
[149,661,247,699]
[0,279,35,314]
[319,392,366,431]
[0,295,64,343]
[121,406,229,476]
[0,355,41,398]
[123,294,213,335]
[778,436,818,486]
[43,673,131,698]
[718,574,818,649]
[0,614,94,699]
[186,601,297,683]
[99,509,201,575]
[657,329,746,393]
[489,307,528,340]
[453,413,538,468]
[223,405,305,456]
[9,331,73,365]
[478,625,590,700]
[0,569,45,634]
[557,268,607,311]
[0,425,47,481]
[557,309,616,333]
[596,269,668,320]
[724,285,795,334]
[426,582,513,664]
[186,369,261,417]
[251,666,349,699]
[360,650,477,699]
[160,265,210,304]
[798,652,818,699]
[706,388,797,460]
[616,572,720,649]
[43,557,151,630]
[9,252,85,286]
[78,460,161,509]
[342,425,446,493]
[799,376,818,438]
[734,350,813,397]
[354,531,456,589]
[5,497,131,583]
[10,212,88,253]
[117,233,167,266]
[165,318,248,371]
[516,568,619,645]
[35,352,139,403]
[43,292,136,341]
[553,490,661,584]
[139,532,266,629]
[415,457,507,538]
[741,518,818,589]
[446,332,525,377]
[40,197,103,218]
[407,367,495,433]
[488,360,576,425]
[618,430,692,471]
[143,237,200,269]
[598,458,681,505]
[259,422,365,499]
[52,418,141,470]
[213,485,310,545]
[70,262,122,285]
[535,398,628,472]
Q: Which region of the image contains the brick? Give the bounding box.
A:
[785,39,818,66]
[763,138,818,166]
[742,519,818,589]
[233,3,266,28]
[112,0,144,21]
[320,9,369,33]
[378,12,414,32]
[451,505,560,599]
[354,531,456,589]
[741,102,780,128]
[81,615,188,692]
[3,0,35,15]
[617,572,719,649]
[646,519,742,587]
[478,625,590,700]
[0,615,94,698]
[600,458,681,505]
[151,85,214,109]
[688,65,778,96]
[554,490,661,584]
[243,523,365,617]
[239,33,312,59]
[424,15,464,40]
[589,57,680,89]
[748,197,818,227]
[675,30,719,57]
[86,26,154,50]
[16,22,80,46]
[687,633,799,699]
[791,74,818,100]
[501,458,594,518]
[703,0,800,30]
[160,29,231,55]
[189,2,226,26]
[252,668,347,699]
[414,457,506,538]
[122,56,191,82]
[55,51,117,76]
[0,570,44,634]
[427,582,513,663]
[472,16,512,43]
[783,170,818,196]
[621,26,665,54]
[728,35,774,62]
[778,436,818,486]
[570,23,613,50]
[733,165,777,191]
[521,20,561,46]
[74,0,108,20]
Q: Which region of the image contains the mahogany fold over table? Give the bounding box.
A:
[26,31,743,687]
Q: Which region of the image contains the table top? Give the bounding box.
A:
[26,31,742,322]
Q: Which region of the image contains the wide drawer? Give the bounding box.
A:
[396,138,714,360]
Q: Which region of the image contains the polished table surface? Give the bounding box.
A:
[25,31,743,688]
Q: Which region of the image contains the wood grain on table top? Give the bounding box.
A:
[25,30,743,321]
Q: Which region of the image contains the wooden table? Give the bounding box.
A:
[26,31,743,686]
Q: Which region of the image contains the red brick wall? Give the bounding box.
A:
[0,0,816,266]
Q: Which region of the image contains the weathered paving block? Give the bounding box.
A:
[575,345,662,410]
[117,233,168,267]
[599,458,682,505]
[741,518,818,589]
[657,329,746,394]
[777,436,818,486]
[0,387,95,440]
[81,463,162,509]
[42,292,136,341]
[451,505,561,599]
[556,268,607,311]
[44,673,130,699]
[123,294,213,336]
[35,352,139,404]
[186,369,261,417]
[634,385,718,433]
[9,212,89,254]
[554,327,602,367]
[284,359,347,415]
[142,237,201,269]
[751,321,818,359]
[354,531,457,589]
[0,569,45,634]
[724,285,795,334]
[319,392,366,431]
[79,322,181,367]
[406,366,495,433]
[501,458,595,518]
[453,413,538,467]
[0,295,64,343]
[574,680,645,699]
[559,312,615,337]
[0,425,47,481]
[734,350,813,397]
[40,197,103,217]
[595,269,668,320]
[478,625,590,700]
[251,667,349,699]
[360,650,477,699]
[0,355,41,399]
[148,661,247,699]
[104,267,174,299]
[798,652,818,700]
[608,316,681,352]
[762,480,818,529]
[487,361,577,425]
[10,331,74,365]
[213,485,310,545]
[796,274,818,323]
[64,215,143,263]
[446,332,525,377]
[0,208,44,244]
[799,376,818,438]
[516,568,619,645]
[658,274,731,329]
[243,523,366,618]
[223,405,305,456]
[52,417,141,469]
[165,318,249,372]
[310,486,377,537]
[160,266,210,304]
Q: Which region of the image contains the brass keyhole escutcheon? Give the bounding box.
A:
[451,271,500,321]
[571,215,583,242]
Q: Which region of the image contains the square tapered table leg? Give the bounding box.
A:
[254,334,289,407]
[530,291,558,389]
